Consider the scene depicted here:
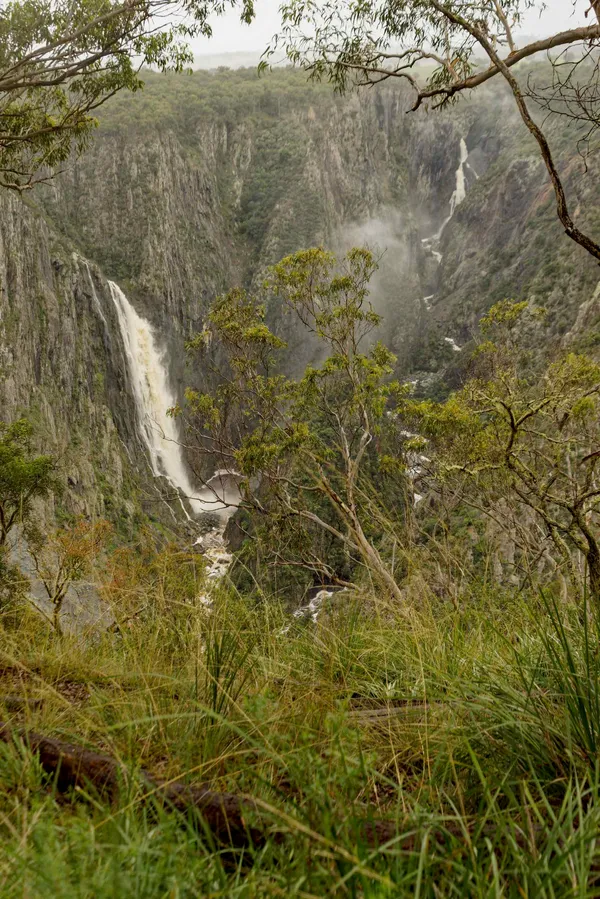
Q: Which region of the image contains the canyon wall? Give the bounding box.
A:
[1,68,599,522]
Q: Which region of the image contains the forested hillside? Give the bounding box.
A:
[39,66,600,363]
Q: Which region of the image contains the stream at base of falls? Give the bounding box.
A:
[192,470,244,603]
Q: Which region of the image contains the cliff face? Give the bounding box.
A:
[0,193,193,531]
[1,67,599,521]
[0,194,131,524]
[436,88,600,347]
[34,73,479,381]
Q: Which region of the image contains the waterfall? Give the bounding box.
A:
[433,138,470,240]
[421,137,471,264]
[449,137,469,215]
[108,280,226,517]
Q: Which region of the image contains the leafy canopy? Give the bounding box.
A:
[0,0,255,189]
[405,301,600,605]
[184,247,410,600]
[0,418,57,546]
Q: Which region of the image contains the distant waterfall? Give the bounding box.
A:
[108,281,210,515]
[449,138,469,215]
[421,137,472,271]
[433,138,470,240]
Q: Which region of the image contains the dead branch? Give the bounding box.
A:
[0,722,406,849]
[0,722,262,847]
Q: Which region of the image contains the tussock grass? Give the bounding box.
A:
[0,586,600,896]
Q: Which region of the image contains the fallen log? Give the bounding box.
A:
[0,723,262,847]
[0,722,412,850]
[1,723,536,854]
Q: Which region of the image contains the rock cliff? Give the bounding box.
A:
[1,67,598,521]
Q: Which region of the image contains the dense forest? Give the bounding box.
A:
[1,0,600,894]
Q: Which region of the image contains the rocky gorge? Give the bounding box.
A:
[1,65,599,531]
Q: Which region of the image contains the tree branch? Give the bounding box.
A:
[411,23,600,111]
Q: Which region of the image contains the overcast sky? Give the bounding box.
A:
[190,0,587,58]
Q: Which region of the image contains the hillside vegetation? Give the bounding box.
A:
[2,567,600,895]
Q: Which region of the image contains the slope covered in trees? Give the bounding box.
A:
[39,66,600,372]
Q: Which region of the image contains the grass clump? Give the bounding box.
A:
[0,582,600,896]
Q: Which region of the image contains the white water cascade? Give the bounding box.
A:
[108,281,218,517]
[449,137,469,215]
[416,138,471,352]
[433,137,470,241]
[107,281,243,590]
[421,137,471,264]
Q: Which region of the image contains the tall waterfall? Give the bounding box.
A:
[108,281,223,516]
[433,138,470,240]
[421,137,471,268]
[449,138,469,215]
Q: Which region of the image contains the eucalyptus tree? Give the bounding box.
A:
[0,419,57,547]
[30,518,111,634]
[183,248,410,601]
[268,0,600,262]
[0,0,255,190]
[407,301,600,607]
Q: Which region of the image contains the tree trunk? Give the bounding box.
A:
[577,516,600,610]
[437,1,600,263]
[586,543,600,610]
[52,595,64,636]
[350,515,404,605]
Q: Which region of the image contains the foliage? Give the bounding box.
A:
[405,301,600,607]
[0,418,58,622]
[0,551,27,621]
[0,418,57,547]
[185,247,412,601]
[0,0,256,189]
[93,65,336,136]
[2,367,600,891]
[29,518,111,634]
[239,117,309,248]
[3,567,600,894]
[104,536,207,651]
